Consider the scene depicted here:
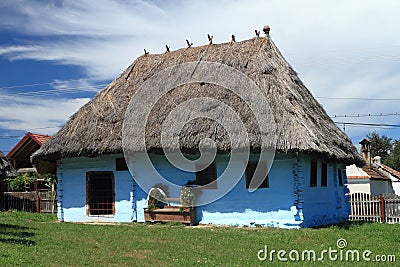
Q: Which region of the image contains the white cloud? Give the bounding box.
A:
[0,0,400,142]
[0,96,90,134]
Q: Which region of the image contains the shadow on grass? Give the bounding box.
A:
[312,220,373,230]
[0,223,36,246]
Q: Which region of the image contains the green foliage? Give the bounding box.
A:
[384,140,400,170]
[180,186,196,207]
[41,173,57,192]
[5,173,57,192]
[147,197,157,212]
[6,173,35,192]
[0,211,400,266]
[147,184,169,211]
[365,131,400,170]
[367,131,392,162]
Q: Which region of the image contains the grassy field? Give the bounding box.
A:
[0,211,399,266]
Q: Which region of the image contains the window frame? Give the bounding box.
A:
[245,161,269,189]
[86,171,115,216]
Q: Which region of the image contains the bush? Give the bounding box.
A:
[5,173,57,192]
[6,173,35,192]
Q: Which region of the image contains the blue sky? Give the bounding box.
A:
[1,0,400,154]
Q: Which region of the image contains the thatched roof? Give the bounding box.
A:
[0,150,17,178]
[33,36,364,166]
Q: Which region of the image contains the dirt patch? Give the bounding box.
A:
[123,249,152,259]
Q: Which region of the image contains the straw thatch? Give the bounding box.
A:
[33,36,364,166]
[0,150,17,178]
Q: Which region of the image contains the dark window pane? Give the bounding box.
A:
[196,162,217,189]
[310,160,317,187]
[116,158,128,171]
[245,161,269,189]
[338,169,343,186]
[87,172,115,215]
[321,163,327,187]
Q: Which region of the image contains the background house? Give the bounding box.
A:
[6,132,54,191]
[0,150,17,209]
[7,132,52,173]
[33,35,363,228]
[347,138,400,196]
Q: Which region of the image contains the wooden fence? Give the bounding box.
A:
[349,193,400,223]
[3,191,57,213]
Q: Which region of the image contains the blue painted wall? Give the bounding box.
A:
[56,152,350,227]
[57,154,134,222]
[301,158,350,227]
[131,153,300,228]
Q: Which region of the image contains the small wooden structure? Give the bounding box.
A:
[144,206,196,225]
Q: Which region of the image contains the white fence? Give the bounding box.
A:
[349,193,400,223]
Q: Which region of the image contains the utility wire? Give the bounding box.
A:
[0,78,104,90]
[0,135,23,139]
[0,125,62,133]
[330,112,400,118]
[0,84,106,99]
[334,122,400,128]
[11,84,107,95]
[341,124,400,130]
[317,96,400,101]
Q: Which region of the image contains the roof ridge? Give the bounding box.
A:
[139,36,267,57]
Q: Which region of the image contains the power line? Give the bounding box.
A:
[0,135,23,139]
[0,125,62,134]
[317,96,400,101]
[330,112,400,118]
[0,78,104,90]
[12,84,107,95]
[300,55,400,68]
[340,124,400,130]
[0,84,106,99]
[334,122,400,128]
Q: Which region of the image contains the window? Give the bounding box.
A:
[116,158,128,171]
[338,169,343,186]
[310,160,317,187]
[196,161,217,189]
[86,172,115,215]
[321,162,327,187]
[245,161,269,189]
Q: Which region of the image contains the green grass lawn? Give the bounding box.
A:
[0,211,399,266]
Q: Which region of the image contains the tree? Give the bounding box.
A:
[384,140,400,170]
[366,131,392,162]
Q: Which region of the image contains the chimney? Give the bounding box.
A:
[359,138,371,167]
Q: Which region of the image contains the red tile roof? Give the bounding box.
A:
[347,175,369,179]
[362,167,390,180]
[347,165,390,180]
[6,132,51,158]
[29,133,52,146]
[381,164,400,179]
